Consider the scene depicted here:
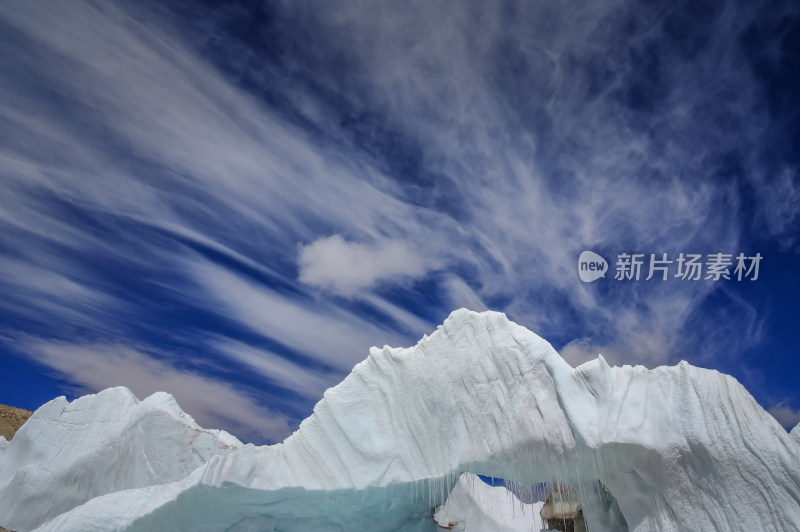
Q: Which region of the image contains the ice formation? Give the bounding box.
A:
[1,309,799,531]
[792,423,800,445]
[0,388,241,531]
[432,473,544,531]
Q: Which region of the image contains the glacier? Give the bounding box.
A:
[1,309,799,531]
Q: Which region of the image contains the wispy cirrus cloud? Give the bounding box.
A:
[212,338,339,401]
[18,340,292,443]
[0,0,797,441]
[188,258,416,371]
[262,0,783,367]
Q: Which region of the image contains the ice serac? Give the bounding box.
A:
[9,310,800,531]
[792,423,800,445]
[0,387,242,532]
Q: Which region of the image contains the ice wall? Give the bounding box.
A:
[3,310,800,531]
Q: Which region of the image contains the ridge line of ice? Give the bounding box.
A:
[2,309,799,531]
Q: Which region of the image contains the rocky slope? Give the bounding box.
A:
[0,405,32,442]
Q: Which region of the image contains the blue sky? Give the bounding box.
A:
[0,0,798,443]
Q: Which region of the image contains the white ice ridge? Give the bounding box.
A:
[792,423,800,445]
[1,309,799,531]
[0,387,242,531]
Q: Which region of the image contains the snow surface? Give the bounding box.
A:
[2,309,800,531]
[433,472,544,531]
[792,423,800,445]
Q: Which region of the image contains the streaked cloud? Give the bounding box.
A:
[188,258,413,370]
[212,338,339,400]
[0,0,796,441]
[19,340,292,443]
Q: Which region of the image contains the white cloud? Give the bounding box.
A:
[559,338,607,368]
[756,168,800,250]
[20,340,292,443]
[189,258,413,370]
[442,275,487,313]
[0,257,113,329]
[297,235,434,296]
[212,338,339,400]
[768,403,800,431]
[357,293,436,338]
